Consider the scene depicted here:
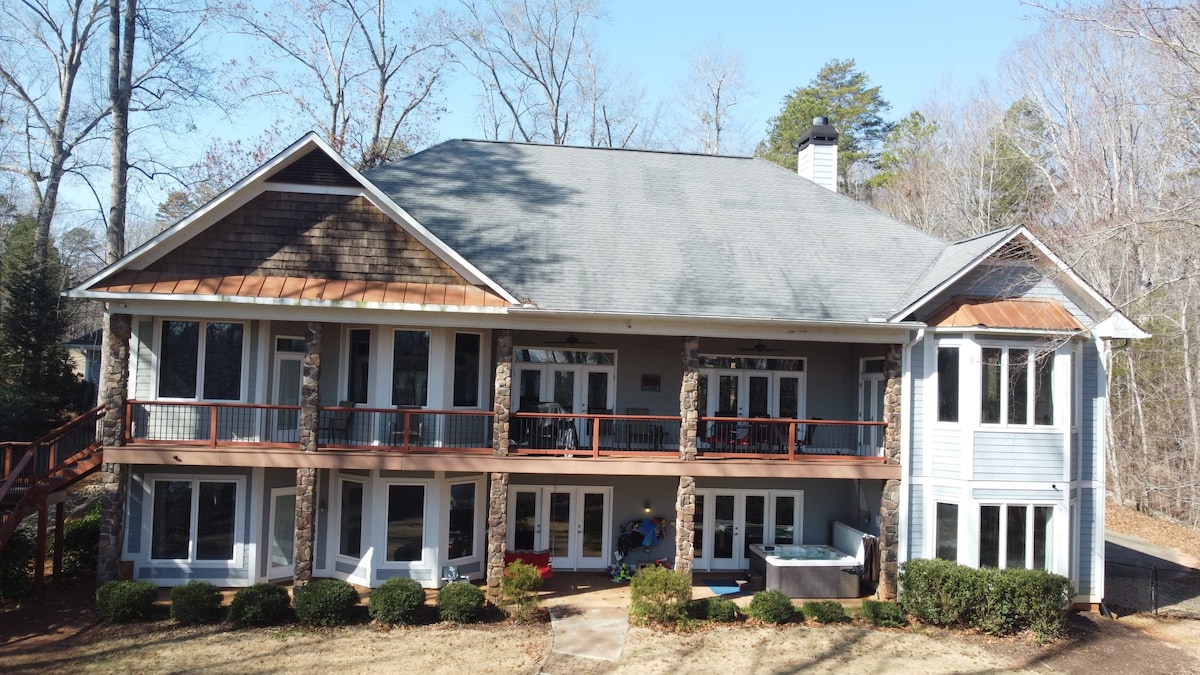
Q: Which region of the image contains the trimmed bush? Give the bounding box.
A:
[96,580,158,622]
[629,566,691,625]
[369,577,427,625]
[703,596,740,623]
[294,578,360,626]
[0,529,34,601]
[437,582,485,623]
[899,559,1071,639]
[859,599,905,628]
[227,583,293,627]
[61,505,100,578]
[500,560,543,621]
[746,589,794,624]
[801,600,846,624]
[170,581,223,625]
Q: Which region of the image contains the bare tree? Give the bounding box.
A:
[675,40,747,154]
[444,0,598,144]
[224,0,449,168]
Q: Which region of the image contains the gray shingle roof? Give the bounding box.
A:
[366,140,953,322]
[888,228,1016,319]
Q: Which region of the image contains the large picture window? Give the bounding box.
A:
[937,347,960,423]
[979,503,1053,570]
[386,484,426,562]
[392,330,429,406]
[448,482,477,559]
[981,346,1055,426]
[453,333,481,407]
[159,320,244,400]
[339,479,364,558]
[935,502,958,561]
[150,478,238,562]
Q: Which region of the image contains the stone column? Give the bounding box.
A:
[96,312,131,585]
[485,472,509,602]
[294,322,321,586]
[486,330,514,600]
[878,344,903,599]
[674,337,700,576]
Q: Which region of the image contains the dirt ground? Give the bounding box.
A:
[2,500,1199,674]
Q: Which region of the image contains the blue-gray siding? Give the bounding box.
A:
[909,484,924,558]
[1081,340,1100,482]
[973,431,1064,481]
[1078,488,1096,594]
[931,264,1090,325]
[135,319,153,398]
[971,488,1060,501]
[909,341,925,476]
[931,428,961,479]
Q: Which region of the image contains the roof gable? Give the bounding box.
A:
[266,148,358,186]
[927,296,1085,332]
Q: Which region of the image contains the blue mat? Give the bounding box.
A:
[706,579,742,596]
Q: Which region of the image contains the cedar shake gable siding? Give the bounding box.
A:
[269,149,359,186]
[149,191,466,285]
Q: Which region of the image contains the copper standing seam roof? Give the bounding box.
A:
[86,270,511,308]
[926,296,1085,331]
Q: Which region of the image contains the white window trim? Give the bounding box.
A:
[977,341,1060,430]
[375,476,434,569]
[974,501,1058,571]
[930,339,968,428]
[334,475,369,562]
[928,499,961,564]
[446,476,485,563]
[451,331,486,409]
[154,319,248,402]
[142,473,245,568]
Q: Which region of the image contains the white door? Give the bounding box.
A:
[272,353,303,443]
[694,490,798,571]
[859,359,886,453]
[514,364,615,445]
[268,487,297,579]
[507,485,611,570]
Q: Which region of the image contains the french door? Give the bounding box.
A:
[859,359,886,453]
[507,486,611,570]
[271,352,303,443]
[693,489,802,571]
[514,365,615,445]
[268,487,297,579]
[699,370,805,445]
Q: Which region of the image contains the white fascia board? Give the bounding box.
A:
[91,296,510,325]
[1092,313,1151,340]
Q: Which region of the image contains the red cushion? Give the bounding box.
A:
[504,550,553,579]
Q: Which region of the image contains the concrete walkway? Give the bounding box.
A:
[541,574,630,663]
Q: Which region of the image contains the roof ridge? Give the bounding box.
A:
[427,138,758,160]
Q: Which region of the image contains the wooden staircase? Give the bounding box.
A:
[0,406,107,579]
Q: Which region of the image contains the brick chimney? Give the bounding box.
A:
[797,116,839,192]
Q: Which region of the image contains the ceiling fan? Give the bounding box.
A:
[738,340,786,353]
[545,332,596,346]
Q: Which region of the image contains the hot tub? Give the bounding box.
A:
[748,543,861,598]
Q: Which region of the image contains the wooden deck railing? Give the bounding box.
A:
[122,401,887,461]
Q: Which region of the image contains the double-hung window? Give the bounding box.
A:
[981,346,1054,426]
[149,477,240,563]
[159,320,244,400]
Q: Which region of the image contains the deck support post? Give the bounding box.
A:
[294,322,322,587]
[34,500,47,593]
[486,330,513,601]
[878,345,903,599]
[97,312,131,586]
[674,336,700,576]
[53,501,64,583]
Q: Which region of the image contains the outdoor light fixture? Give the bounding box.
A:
[643,500,652,514]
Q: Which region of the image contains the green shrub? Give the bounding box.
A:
[859,599,905,628]
[437,582,485,623]
[369,577,427,625]
[899,559,1070,639]
[294,578,360,626]
[61,505,100,578]
[629,566,692,625]
[96,580,158,622]
[801,600,846,624]
[746,589,794,624]
[0,529,34,601]
[500,561,543,621]
[170,581,223,625]
[227,583,293,627]
[703,596,740,622]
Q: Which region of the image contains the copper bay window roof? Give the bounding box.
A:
[927,296,1085,332]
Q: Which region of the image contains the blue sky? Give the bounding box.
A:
[430,0,1040,147]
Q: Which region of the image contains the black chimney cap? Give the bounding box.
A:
[798,116,839,150]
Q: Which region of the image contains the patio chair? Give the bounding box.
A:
[392,406,425,447]
[624,407,665,450]
[327,401,355,443]
[797,417,822,452]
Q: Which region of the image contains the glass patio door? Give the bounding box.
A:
[272,353,303,443]
[268,487,296,579]
[696,490,773,571]
[859,359,886,453]
[507,486,611,570]
[514,364,614,446]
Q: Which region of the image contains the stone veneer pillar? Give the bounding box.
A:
[878,344,903,599]
[674,337,700,576]
[96,313,131,585]
[294,322,321,586]
[486,330,513,601]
